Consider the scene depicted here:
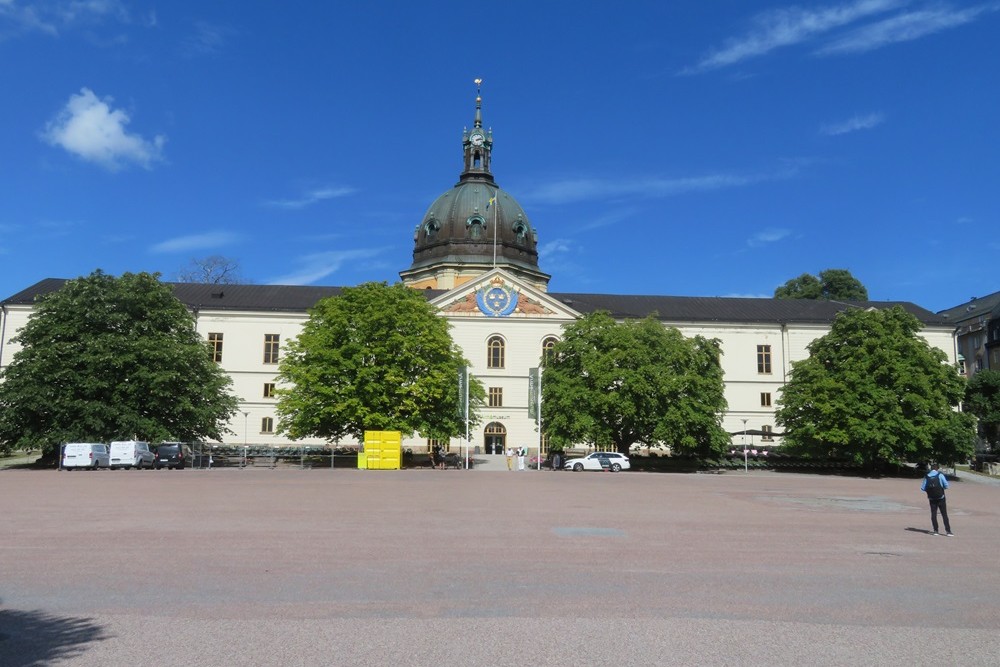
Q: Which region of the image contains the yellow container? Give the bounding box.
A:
[361,431,402,470]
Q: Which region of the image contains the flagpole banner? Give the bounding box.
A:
[528,367,539,422]
[458,366,468,418]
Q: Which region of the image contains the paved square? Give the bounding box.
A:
[2,468,998,666]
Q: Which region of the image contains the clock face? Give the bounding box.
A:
[471,133,484,146]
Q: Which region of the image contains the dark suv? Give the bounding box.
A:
[155,442,193,470]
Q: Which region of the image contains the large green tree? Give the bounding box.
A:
[275,282,483,442]
[0,271,239,457]
[965,369,1000,448]
[775,306,974,471]
[774,268,869,301]
[541,312,729,456]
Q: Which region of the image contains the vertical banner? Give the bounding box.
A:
[457,366,468,418]
[528,367,539,423]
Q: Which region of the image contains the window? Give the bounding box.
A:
[541,336,558,364]
[263,383,276,398]
[760,392,772,408]
[487,335,505,369]
[488,387,503,407]
[761,425,774,442]
[208,333,223,363]
[426,438,447,453]
[263,334,280,364]
[261,417,274,434]
[757,345,772,374]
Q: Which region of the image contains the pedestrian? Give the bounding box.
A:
[921,463,953,536]
[517,446,526,471]
[505,447,513,471]
[552,451,561,471]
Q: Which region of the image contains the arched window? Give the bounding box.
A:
[467,216,486,240]
[541,336,558,365]
[487,335,505,369]
[424,218,440,240]
[512,219,528,244]
[484,421,506,455]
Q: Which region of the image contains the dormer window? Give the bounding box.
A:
[512,219,528,244]
[424,218,440,240]
[467,216,486,240]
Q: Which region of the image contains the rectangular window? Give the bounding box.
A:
[757,345,772,374]
[208,333,223,363]
[263,383,275,398]
[261,417,274,434]
[488,386,503,407]
[263,334,280,364]
[761,425,774,442]
[760,392,772,408]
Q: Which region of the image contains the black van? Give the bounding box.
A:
[154,442,193,470]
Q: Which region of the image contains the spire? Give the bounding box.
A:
[461,77,494,183]
[474,78,483,129]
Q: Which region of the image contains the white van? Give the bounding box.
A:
[62,443,110,470]
[109,440,155,470]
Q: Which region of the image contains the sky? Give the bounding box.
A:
[1,1,997,313]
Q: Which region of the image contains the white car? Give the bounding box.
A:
[61,443,110,469]
[109,440,155,469]
[563,451,631,472]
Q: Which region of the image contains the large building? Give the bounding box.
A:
[0,91,960,456]
[937,290,1000,378]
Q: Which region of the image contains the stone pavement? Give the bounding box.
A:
[1,468,998,666]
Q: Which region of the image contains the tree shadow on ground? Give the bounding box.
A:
[0,606,109,667]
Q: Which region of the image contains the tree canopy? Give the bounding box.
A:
[774,269,869,301]
[0,271,239,457]
[965,369,1000,448]
[275,282,483,443]
[775,306,974,471]
[541,312,729,456]
[175,255,248,284]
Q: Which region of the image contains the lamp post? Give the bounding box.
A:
[242,411,249,468]
[741,418,749,473]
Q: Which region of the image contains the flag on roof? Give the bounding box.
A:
[486,195,496,210]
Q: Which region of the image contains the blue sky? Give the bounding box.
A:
[1,1,997,312]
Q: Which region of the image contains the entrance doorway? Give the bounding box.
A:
[484,422,506,455]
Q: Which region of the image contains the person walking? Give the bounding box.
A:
[517,446,526,471]
[505,447,513,471]
[921,463,953,536]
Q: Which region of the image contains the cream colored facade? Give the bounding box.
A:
[0,270,960,456]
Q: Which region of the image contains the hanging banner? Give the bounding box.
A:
[528,367,539,423]
[457,366,468,418]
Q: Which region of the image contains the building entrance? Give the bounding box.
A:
[484,422,506,455]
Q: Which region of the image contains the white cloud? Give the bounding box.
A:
[150,232,239,254]
[524,169,792,206]
[181,20,235,57]
[821,112,885,135]
[747,228,792,247]
[685,0,903,73]
[268,249,383,285]
[265,186,357,210]
[1,0,130,36]
[538,238,576,261]
[42,88,165,170]
[817,4,998,55]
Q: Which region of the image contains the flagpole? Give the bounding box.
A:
[491,188,498,267]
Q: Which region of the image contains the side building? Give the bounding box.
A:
[938,290,1000,378]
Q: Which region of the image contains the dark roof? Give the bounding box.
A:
[937,289,1000,323]
[2,278,951,326]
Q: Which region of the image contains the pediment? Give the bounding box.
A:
[429,268,581,320]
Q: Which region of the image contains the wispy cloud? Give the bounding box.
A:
[538,238,576,261]
[817,4,999,55]
[265,186,357,210]
[821,112,885,135]
[524,169,793,206]
[150,232,239,254]
[180,20,235,57]
[0,0,131,37]
[747,228,792,247]
[268,249,383,285]
[684,0,902,73]
[41,88,165,171]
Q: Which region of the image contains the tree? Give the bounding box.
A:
[275,282,483,442]
[0,271,239,457]
[965,370,1000,448]
[176,255,248,284]
[541,312,729,457]
[774,269,868,301]
[775,306,974,472]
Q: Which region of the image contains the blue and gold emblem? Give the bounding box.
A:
[476,277,518,317]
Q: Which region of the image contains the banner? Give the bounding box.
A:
[457,366,468,418]
[528,367,539,423]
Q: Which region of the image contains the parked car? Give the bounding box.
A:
[563,451,631,472]
[154,442,193,470]
[109,440,155,470]
[61,443,110,470]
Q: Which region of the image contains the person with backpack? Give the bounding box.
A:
[921,463,953,536]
